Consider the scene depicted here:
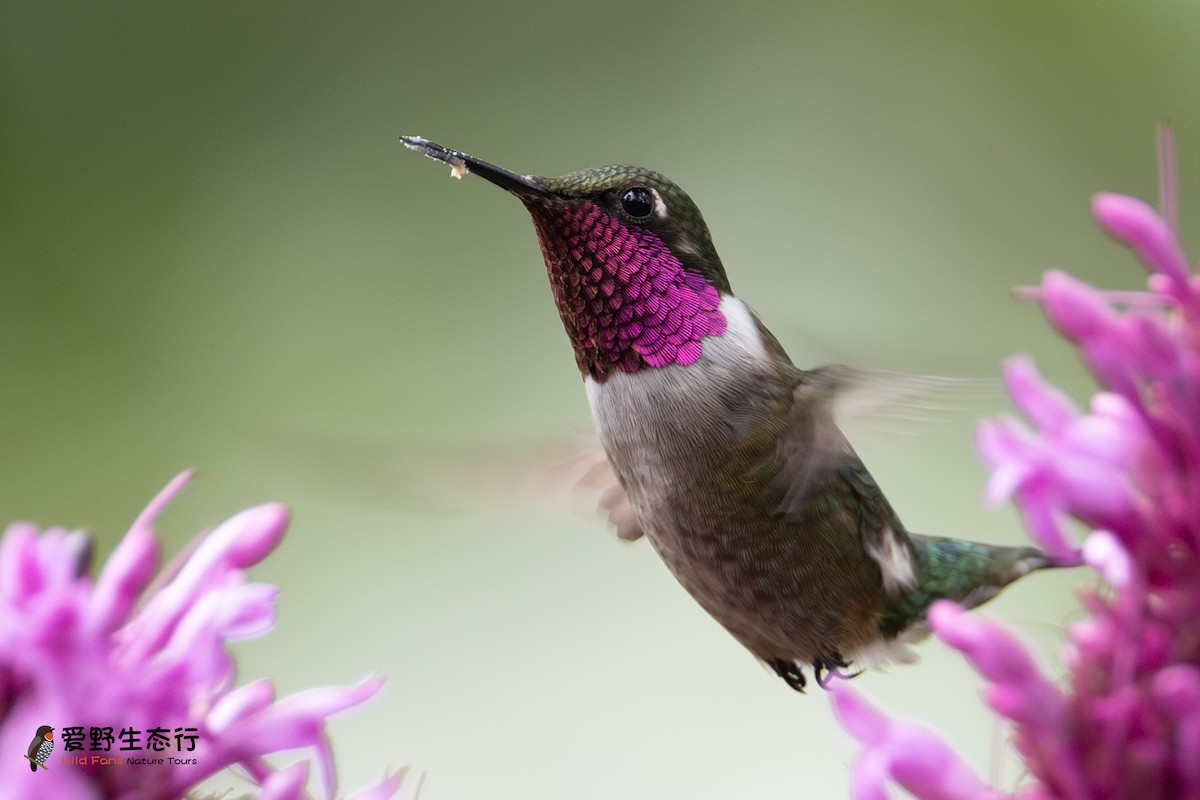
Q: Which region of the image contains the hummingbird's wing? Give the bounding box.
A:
[565,444,644,541]
[487,434,643,540]
[773,365,987,593]
[242,427,645,538]
[489,437,644,540]
[779,365,992,501]
[799,365,994,444]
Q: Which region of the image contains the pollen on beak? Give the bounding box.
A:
[401,135,551,198]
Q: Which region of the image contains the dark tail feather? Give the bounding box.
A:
[879,535,1075,640]
[912,535,1070,611]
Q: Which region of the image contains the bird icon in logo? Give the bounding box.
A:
[24,725,53,771]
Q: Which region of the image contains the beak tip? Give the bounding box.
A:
[399,136,548,198]
[399,134,432,153]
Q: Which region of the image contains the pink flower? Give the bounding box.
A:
[0,471,405,800]
[832,134,1200,800]
[830,682,1004,800]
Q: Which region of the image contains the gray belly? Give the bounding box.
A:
[585,352,841,663]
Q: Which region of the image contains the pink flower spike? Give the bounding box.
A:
[0,475,399,800]
[838,139,1200,800]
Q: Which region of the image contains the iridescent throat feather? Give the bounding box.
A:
[527,199,727,381]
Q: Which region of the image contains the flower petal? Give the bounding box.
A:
[89,524,159,635]
[345,769,411,800]
[829,683,889,745]
[1081,530,1133,588]
[1092,192,1192,289]
[257,761,310,800]
[1003,356,1077,432]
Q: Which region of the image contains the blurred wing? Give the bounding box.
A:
[255,427,644,539]
[491,434,642,540]
[776,364,993,521]
[553,439,644,541]
[806,365,997,444]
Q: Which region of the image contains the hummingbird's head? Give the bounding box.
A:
[529,165,731,292]
[403,137,731,381]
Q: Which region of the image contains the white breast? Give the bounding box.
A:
[586,295,768,421]
[583,295,773,510]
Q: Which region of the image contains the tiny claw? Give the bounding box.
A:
[817,665,864,689]
[770,658,808,693]
[813,652,862,689]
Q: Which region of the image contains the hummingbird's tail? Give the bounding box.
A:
[879,534,1066,639]
[917,534,1061,606]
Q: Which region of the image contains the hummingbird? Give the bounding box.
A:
[400,136,1062,692]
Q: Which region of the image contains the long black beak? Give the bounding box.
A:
[400,135,551,198]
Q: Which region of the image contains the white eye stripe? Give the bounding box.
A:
[650,187,668,219]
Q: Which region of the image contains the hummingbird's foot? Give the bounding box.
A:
[769,658,807,693]
[812,652,863,689]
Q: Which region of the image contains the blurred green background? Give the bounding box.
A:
[3,1,1199,797]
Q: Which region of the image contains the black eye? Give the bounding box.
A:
[620,186,655,219]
